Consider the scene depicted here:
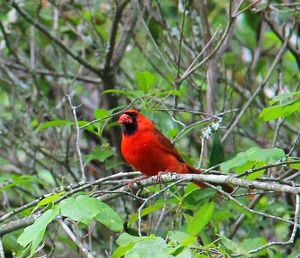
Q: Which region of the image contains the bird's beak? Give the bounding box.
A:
[118,114,133,124]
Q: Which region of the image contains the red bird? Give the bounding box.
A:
[119,109,201,177]
[119,109,232,192]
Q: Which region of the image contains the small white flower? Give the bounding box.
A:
[105,43,111,54]
[83,36,93,45]
[211,118,222,131]
[170,27,180,37]
[202,126,212,139]
[8,9,18,23]
[0,40,6,51]
[192,25,200,36]
[126,44,133,52]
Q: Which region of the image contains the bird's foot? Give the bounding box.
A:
[153,171,176,185]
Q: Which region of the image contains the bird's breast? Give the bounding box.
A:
[121,132,188,176]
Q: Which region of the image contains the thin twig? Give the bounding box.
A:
[232,0,262,17]
[176,0,187,79]
[154,203,166,233]
[2,61,101,84]
[58,218,95,258]
[172,109,238,143]
[222,21,296,142]
[237,159,300,178]
[288,133,300,156]
[174,0,187,107]
[1,170,300,237]
[135,0,174,75]
[204,182,298,228]
[239,193,300,256]
[0,238,4,258]
[79,97,141,129]
[198,138,205,168]
[8,1,101,75]
[180,17,234,82]
[137,178,185,236]
[0,172,141,224]
[180,26,221,80]
[66,94,86,181]
[229,195,262,238]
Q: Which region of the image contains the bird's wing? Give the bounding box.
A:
[153,127,185,163]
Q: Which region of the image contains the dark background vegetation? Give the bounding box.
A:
[0,0,300,257]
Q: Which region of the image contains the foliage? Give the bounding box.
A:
[0,0,299,257]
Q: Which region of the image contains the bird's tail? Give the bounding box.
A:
[187,165,233,193]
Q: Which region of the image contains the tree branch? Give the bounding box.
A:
[8,1,101,75]
[103,0,129,74]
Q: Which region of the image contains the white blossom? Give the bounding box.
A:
[202,126,212,139]
[211,118,222,131]
[8,9,18,23]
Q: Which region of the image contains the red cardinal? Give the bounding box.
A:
[119,109,202,177]
[119,109,232,191]
[119,109,201,176]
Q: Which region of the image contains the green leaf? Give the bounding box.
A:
[94,201,123,232]
[37,191,65,207]
[30,229,45,256]
[38,120,73,130]
[77,120,96,133]
[269,91,300,105]
[102,89,132,97]
[17,206,60,250]
[220,152,248,173]
[2,234,21,254]
[0,175,39,191]
[94,109,110,119]
[135,71,156,93]
[60,197,92,224]
[166,89,182,96]
[116,233,149,247]
[209,133,225,167]
[114,233,157,258]
[221,235,252,257]
[248,147,285,162]
[240,237,268,256]
[125,237,172,258]
[288,158,300,170]
[220,147,285,173]
[186,202,214,236]
[174,248,192,258]
[31,118,39,128]
[37,169,56,186]
[236,14,256,48]
[167,231,196,256]
[59,195,123,232]
[259,100,300,121]
[113,243,135,258]
[167,231,192,244]
[183,187,216,209]
[85,145,113,165]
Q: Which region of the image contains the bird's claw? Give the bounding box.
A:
[153,171,176,185]
[127,180,138,188]
[126,176,147,189]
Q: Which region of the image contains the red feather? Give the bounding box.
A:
[119,109,231,191]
